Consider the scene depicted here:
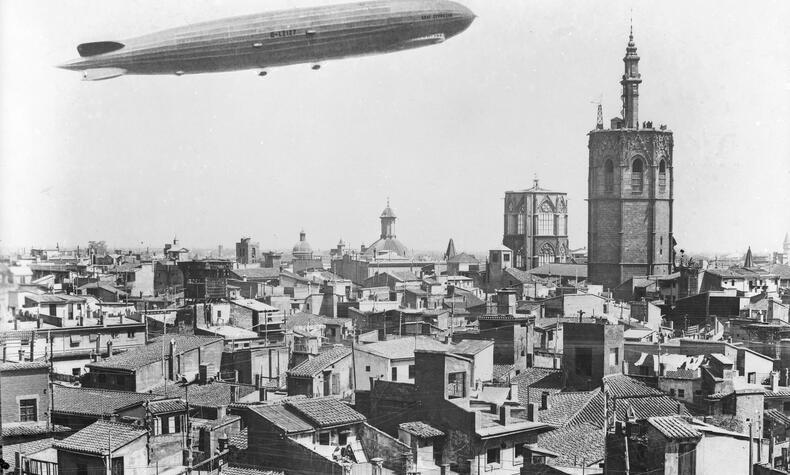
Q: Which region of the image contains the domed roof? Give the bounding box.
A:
[293,230,312,255]
[364,237,409,258]
[380,199,397,219]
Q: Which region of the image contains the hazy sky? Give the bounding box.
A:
[1,0,788,256]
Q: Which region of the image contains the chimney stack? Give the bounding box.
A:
[499,405,512,426]
[107,340,113,357]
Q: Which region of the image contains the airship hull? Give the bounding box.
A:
[60,0,475,79]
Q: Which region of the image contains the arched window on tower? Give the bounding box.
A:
[631,157,644,193]
[659,159,667,193]
[604,160,614,193]
[539,243,555,266]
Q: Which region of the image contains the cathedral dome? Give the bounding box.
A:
[292,230,313,259]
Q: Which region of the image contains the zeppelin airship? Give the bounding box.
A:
[58,0,475,80]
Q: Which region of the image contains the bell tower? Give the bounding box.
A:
[621,26,642,129]
[587,29,674,290]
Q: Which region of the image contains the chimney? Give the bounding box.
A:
[107,340,113,357]
[771,371,779,392]
[29,335,35,361]
[509,383,518,402]
[499,405,512,426]
[540,391,550,410]
[526,403,536,422]
[79,315,84,326]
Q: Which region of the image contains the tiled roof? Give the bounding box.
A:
[230,267,281,280]
[533,422,604,467]
[249,404,314,434]
[648,416,702,440]
[357,336,448,360]
[399,421,444,438]
[492,364,517,382]
[228,427,248,450]
[451,339,493,356]
[527,263,588,279]
[222,467,283,475]
[765,387,790,398]
[53,385,157,416]
[286,398,366,428]
[664,370,699,380]
[538,390,599,427]
[54,421,145,455]
[2,438,53,471]
[567,392,691,428]
[512,368,564,405]
[150,382,257,408]
[87,335,222,371]
[147,398,187,415]
[2,421,70,438]
[603,374,664,399]
[765,409,790,427]
[286,312,351,330]
[288,346,351,377]
[0,361,49,372]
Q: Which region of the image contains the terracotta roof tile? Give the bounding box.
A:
[53,385,157,416]
[288,346,351,377]
[54,421,145,455]
[285,398,365,428]
[603,374,664,398]
[249,405,314,434]
[647,416,702,440]
[399,421,444,438]
[87,335,221,371]
[533,422,604,467]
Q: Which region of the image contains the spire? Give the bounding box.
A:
[744,246,753,268]
[444,238,457,260]
[596,103,603,129]
[621,23,642,128]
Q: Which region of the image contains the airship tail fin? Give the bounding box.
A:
[81,68,127,81]
[77,41,125,57]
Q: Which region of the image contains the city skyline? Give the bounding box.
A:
[1,0,788,255]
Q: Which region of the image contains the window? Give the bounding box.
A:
[514,444,526,465]
[19,398,37,422]
[659,160,667,192]
[448,372,466,399]
[748,372,756,384]
[539,244,555,266]
[491,252,499,263]
[604,160,614,193]
[503,252,510,263]
[72,368,81,377]
[408,365,415,379]
[486,447,501,466]
[609,348,619,367]
[168,416,176,434]
[537,214,554,235]
[365,365,371,372]
[391,367,398,381]
[338,430,349,446]
[127,331,135,338]
[517,215,525,234]
[111,457,124,475]
[669,389,676,397]
[318,431,330,445]
[631,158,644,193]
[678,389,685,398]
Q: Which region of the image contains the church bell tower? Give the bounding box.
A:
[587,29,675,290]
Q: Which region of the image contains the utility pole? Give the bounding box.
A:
[48,331,54,433]
[185,384,193,473]
[748,418,754,475]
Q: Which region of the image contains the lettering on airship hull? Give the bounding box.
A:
[270,29,299,39]
[421,13,454,20]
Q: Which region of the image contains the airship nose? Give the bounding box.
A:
[57,57,86,71]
